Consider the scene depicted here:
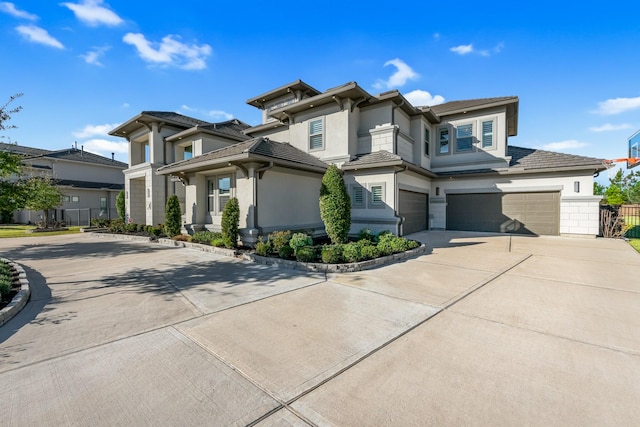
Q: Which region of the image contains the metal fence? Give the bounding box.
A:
[55,208,116,227]
[599,204,640,238]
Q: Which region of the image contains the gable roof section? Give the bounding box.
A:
[342,150,438,178]
[110,111,213,137]
[246,80,322,108]
[437,146,606,177]
[165,119,251,142]
[157,137,328,175]
[0,142,52,156]
[23,148,127,168]
[508,146,605,171]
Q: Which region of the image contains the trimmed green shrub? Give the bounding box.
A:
[360,243,380,260]
[211,238,226,247]
[192,231,221,244]
[164,194,182,237]
[289,232,313,255]
[269,230,291,252]
[278,244,294,259]
[125,222,138,233]
[91,218,110,228]
[377,233,416,255]
[319,164,351,244]
[116,190,125,220]
[321,244,343,263]
[136,223,145,233]
[358,228,376,242]
[295,246,316,263]
[255,240,271,256]
[108,218,124,233]
[0,278,11,298]
[150,227,163,237]
[221,197,240,248]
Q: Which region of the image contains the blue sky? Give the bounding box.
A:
[1,0,639,183]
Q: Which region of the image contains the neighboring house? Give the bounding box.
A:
[111,80,606,245]
[0,142,127,225]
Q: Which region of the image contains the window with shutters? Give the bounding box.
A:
[481,120,494,148]
[368,183,385,208]
[309,118,324,151]
[352,185,365,209]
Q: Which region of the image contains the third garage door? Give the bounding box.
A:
[446,192,560,235]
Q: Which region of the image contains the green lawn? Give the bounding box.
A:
[629,239,640,253]
[0,225,81,238]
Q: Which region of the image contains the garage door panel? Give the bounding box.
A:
[399,190,428,235]
[447,192,559,236]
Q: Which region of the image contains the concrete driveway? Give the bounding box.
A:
[1,231,639,426]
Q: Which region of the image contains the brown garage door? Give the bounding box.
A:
[399,190,428,235]
[446,192,560,235]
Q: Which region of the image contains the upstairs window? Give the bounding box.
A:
[481,120,494,148]
[456,124,473,152]
[184,144,193,160]
[438,128,450,155]
[424,127,430,157]
[309,119,324,150]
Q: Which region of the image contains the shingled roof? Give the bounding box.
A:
[157,137,328,175]
[342,150,402,167]
[139,111,212,127]
[0,142,52,156]
[24,148,127,168]
[437,146,606,177]
[428,97,518,116]
[55,179,124,190]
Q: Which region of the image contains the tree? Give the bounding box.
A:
[116,190,126,220]
[319,164,351,244]
[24,177,63,228]
[0,94,25,223]
[602,169,640,205]
[221,197,239,248]
[164,194,182,237]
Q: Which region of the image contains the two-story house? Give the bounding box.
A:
[111,80,606,245]
[1,142,127,225]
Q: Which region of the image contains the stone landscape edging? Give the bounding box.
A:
[156,237,426,273]
[0,258,30,327]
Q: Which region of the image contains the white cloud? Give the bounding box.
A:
[81,45,109,66]
[180,104,195,112]
[209,110,233,120]
[72,123,120,138]
[82,138,128,160]
[16,25,64,49]
[450,44,473,55]
[404,89,445,107]
[122,102,130,108]
[433,33,440,40]
[594,97,640,115]
[60,0,123,26]
[451,42,503,57]
[589,123,633,132]
[373,58,419,90]
[537,139,589,151]
[123,32,212,70]
[0,2,38,20]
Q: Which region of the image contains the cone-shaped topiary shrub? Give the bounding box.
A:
[164,194,182,237]
[319,164,351,244]
[221,197,240,248]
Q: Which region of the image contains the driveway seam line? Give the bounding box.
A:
[450,310,640,357]
[500,272,640,295]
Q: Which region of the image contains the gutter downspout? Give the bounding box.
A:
[394,165,409,236]
[252,162,274,234]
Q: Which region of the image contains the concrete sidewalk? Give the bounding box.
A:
[1,231,639,426]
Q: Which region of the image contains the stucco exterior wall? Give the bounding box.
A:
[344,169,399,235]
[431,106,509,171]
[256,167,323,233]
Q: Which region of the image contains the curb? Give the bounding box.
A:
[0,258,30,327]
[96,233,426,273]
